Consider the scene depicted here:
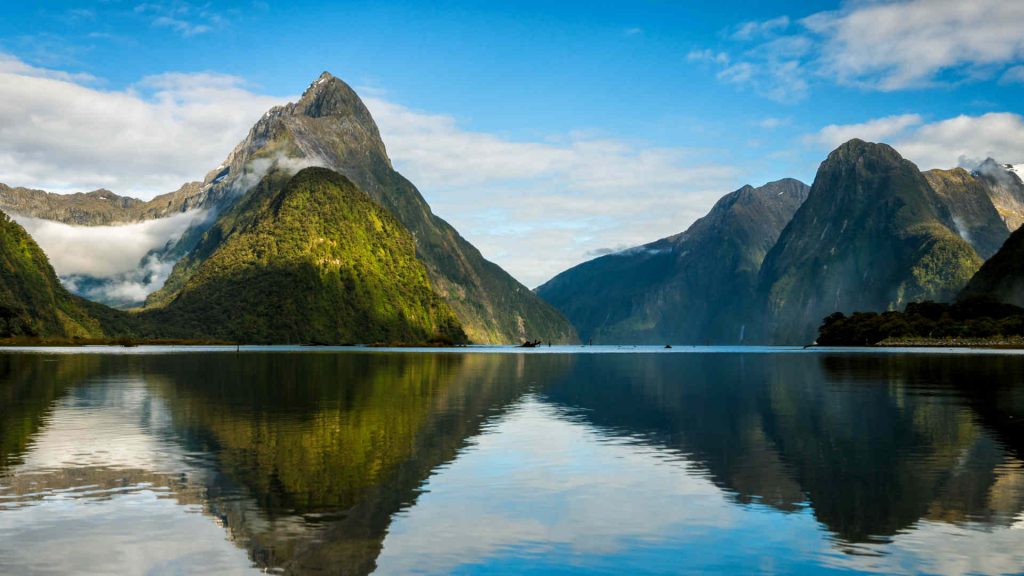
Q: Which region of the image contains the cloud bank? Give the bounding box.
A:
[691,0,1024,101]
[12,210,205,277]
[0,54,286,195]
[364,97,739,285]
[808,112,1024,170]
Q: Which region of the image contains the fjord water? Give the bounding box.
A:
[1,349,1023,574]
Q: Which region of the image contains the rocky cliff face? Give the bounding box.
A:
[973,159,1024,232]
[0,182,205,225]
[923,168,1016,259]
[758,140,983,344]
[147,72,576,344]
[536,179,808,344]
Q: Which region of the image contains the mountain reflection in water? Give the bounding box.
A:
[0,349,1022,574]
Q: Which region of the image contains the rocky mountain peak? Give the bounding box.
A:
[824,139,905,167]
[292,70,372,120]
[971,157,1023,187]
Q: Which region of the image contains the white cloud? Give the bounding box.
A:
[807,112,1024,170]
[11,210,206,277]
[694,0,1024,99]
[686,49,729,66]
[67,253,179,306]
[757,117,790,130]
[808,114,923,148]
[376,397,740,574]
[135,1,223,37]
[0,53,286,196]
[806,0,1024,91]
[893,113,1024,170]
[1000,66,1024,85]
[364,97,740,286]
[729,16,790,41]
[716,59,808,103]
[0,52,95,83]
[0,54,742,289]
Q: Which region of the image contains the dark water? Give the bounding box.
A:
[1,347,1023,575]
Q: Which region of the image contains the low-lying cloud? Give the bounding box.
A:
[63,253,178,307]
[12,210,205,278]
[227,153,327,197]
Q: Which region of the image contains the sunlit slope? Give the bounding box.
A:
[142,168,466,345]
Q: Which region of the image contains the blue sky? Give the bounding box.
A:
[1,0,1023,286]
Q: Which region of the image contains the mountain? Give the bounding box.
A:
[972,158,1024,232]
[0,211,109,338]
[536,179,808,344]
[0,181,206,225]
[146,72,575,344]
[923,168,1017,259]
[140,167,467,345]
[957,223,1024,308]
[759,139,983,344]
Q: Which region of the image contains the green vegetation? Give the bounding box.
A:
[759,139,984,344]
[143,72,575,344]
[0,166,469,346]
[818,185,1024,347]
[0,211,112,338]
[817,299,1024,345]
[140,167,467,345]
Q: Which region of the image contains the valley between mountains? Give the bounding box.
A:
[2,72,1024,346]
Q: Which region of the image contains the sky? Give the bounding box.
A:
[1,0,1023,288]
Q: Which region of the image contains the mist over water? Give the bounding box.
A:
[1,349,1023,574]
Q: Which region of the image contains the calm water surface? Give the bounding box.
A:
[1,347,1023,574]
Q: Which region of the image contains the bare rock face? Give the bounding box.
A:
[924,168,1014,259]
[972,158,1024,232]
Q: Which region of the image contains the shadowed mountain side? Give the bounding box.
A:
[138,168,466,345]
[958,224,1024,308]
[537,179,808,344]
[538,353,1024,544]
[146,73,576,345]
[538,354,805,511]
[819,354,1024,464]
[759,140,982,344]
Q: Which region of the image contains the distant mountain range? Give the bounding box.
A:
[2,73,1024,345]
[536,179,808,344]
[0,73,576,345]
[539,139,1024,344]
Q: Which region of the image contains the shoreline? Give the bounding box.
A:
[872,336,1024,349]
